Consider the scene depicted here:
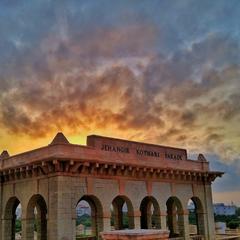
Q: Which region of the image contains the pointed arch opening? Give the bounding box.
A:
[76,195,103,240]
[26,194,47,240]
[111,195,134,230]
[188,197,205,237]
[140,196,161,229]
[4,197,22,240]
[166,196,185,238]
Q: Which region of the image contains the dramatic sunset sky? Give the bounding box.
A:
[0,0,239,204]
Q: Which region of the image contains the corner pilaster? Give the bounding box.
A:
[204,184,216,240]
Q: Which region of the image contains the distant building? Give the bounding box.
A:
[213,203,237,216]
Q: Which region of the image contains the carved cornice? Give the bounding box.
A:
[0,159,223,184]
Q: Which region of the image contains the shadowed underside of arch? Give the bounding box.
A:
[111,195,134,230]
[166,196,185,238]
[140,196,161,229]
[26,194,48,240]
[4,197,21,240]
[189,196,205,236]
[76,195,103,240]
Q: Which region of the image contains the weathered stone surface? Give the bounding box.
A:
[0,133,223,240]
[0,150,9,159]
[50,132,70,145]
[101,229,169,240]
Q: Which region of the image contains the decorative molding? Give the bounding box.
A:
[0,159,223,184]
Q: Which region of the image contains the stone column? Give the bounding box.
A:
[72,216,76,240]
[117,204,123,229]
[172,215,177,234]
[204,184,216,240]
[133,210,141,229]
[152,209,161,229]
[102,212,112,232]
[35,213,47,240]
[21,217,36,240]
[47,176,58,240]
[160,212,167,230]
[58,176,74,240]
[196,211,206,237]
[20,218,27,240]
[2,218,13,240]
[147,212,152,229]
[48,175,74,240]
[180,211,190,240]
[167,209,177,236]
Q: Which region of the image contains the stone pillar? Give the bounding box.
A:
[133,210,141,229]
[21,218,27,240]
[2,218,13,240]
[58,176,74,240]
[147,211,152,229]
[204,184,216,240]
[152,209,161,229]
[181,211,190,240]
[167,209,177,237]
[35,213,47,240]
[117,203,123,229]
[72,216,76,240]
[48,176,74,240]
[196,211,206,237]
[47,177,58,240]
[0,219,2,240]
[202,212,209,239]
[21,217,37,240]
[160,212,167,230]
[102,212,112,232]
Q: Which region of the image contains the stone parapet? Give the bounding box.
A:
[101,229,169,240]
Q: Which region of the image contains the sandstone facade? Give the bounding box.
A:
[0,133,223,240]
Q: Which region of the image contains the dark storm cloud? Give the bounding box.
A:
[0,0,240,164]
[206,133,224,143]
[0,0,239,202]
[216,93,240,121]
[1,35,240,145]
[210,155,240,192]
[142,33,240,104]
[0,64,165,137]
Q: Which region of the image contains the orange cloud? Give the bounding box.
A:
[0,28,240,164]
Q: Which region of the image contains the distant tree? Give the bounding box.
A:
[15,220,22,232]
[214,214,240,229]
[236,207,240,216]
[228,220,240,229]
[76,214,91,227]
[188,212,197,225]
[122,212,129,229]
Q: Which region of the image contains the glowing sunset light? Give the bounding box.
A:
[0,0,240,205]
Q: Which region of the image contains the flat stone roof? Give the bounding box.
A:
[0,133,223,182]
[0,133,223,181]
